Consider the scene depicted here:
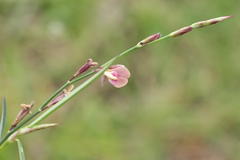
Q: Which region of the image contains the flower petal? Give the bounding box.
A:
[110,65,130,79]
[108,77,128,88]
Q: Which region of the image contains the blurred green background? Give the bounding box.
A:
[0,0,239,159]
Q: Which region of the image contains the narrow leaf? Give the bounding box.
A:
[0,97,7,139]
[16,139,26,160]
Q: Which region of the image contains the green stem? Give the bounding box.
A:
[0,111,40,146]
[27,45,139,127]
[26,34,172,127]
[0,73,96,146]
[0,34,171,147]
[39,82,70,110]
[0,141,9,150]
[0,14,231,148]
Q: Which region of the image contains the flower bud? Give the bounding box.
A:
[137,33,161,47]
[69,59,98,81]
[10,102,34,131]
[191,16,232,29]
[43,85,74,111]
[169,26,193,37]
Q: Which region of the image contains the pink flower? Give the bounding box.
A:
[103,65,131,88]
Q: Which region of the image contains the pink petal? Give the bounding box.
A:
[110,65,130,79]
[108,77,128,88]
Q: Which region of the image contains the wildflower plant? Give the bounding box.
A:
[0,16,231,159]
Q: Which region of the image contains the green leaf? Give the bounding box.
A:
[16,139,26,160]
[0,97,7,139]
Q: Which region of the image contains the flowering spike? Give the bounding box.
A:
[103,65,130,88]
[191,16,232,29]
[69,59,98,81]
[169,26,193,37]
[169,16,232,38]
[137,33,161,47]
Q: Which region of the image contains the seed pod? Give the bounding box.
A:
[137,33,161,47]
[191,16,232,29]
[169,26,193,37]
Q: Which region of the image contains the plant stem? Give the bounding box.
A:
[27,45,139,127]
[0,15,232,149]
[0,34,171,147]
[26,35,171,127]
[0,73,97,146]
[0,141,9,150]
[39,82,70,110]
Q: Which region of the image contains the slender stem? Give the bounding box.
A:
[27,46,139,127]
[0,73,96,146]
[0,111,40,146]
[0,141,9,150]
[0,82,70,145]
[66,46,138,85]
[0,15,231,148]
[0,34,170,147]
[70,70,95,84]
[39,82,70,110]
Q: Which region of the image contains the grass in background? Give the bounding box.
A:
[0,0,239,159]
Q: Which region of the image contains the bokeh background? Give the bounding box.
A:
[0,0,239,159]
